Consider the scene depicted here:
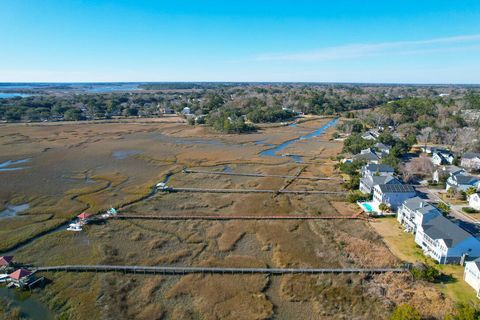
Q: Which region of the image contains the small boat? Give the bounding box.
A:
[67,225,82,232]
[156,182,169,190]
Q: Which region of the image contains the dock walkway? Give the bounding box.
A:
[111,214,363,221]
[35,265,407,275]
[184,169,342,181]
[163,187,346,195]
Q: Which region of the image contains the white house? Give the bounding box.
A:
[464,258,480,298]
[373,184,416,211]
[432,166,465,184]
[468,193,480,211]
[397,197,441,233]
[446,174,480,192]
[415,215,480,264]
[181,107,191,115]
[431,150,455,166]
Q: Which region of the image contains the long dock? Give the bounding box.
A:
[35,265,407,275]
[111,214,363,221]
[162,187,346,195]
[183,169,342,181]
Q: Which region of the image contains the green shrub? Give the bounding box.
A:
[346,190,370,203]
[462,207,479,214]
[446,303,480,320]
[390,304,421,320]
[410,263,441,282]
[437,202,451,215]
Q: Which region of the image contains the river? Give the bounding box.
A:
[260,118,338,160]
[0,288,54,320]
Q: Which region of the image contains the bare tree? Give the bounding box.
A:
[417,127,433,149]
[404,156,434,179]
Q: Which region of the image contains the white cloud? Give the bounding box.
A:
[255,34,480,62]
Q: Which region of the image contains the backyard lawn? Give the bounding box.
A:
[369,217,478,305]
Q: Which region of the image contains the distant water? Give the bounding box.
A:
[260,118,338,158]
[0,204,30,219]
[0,158,31,172]
[0,93,30,99]
[112,150,143,160]
[86,84,141,92]
[0,288,54,320]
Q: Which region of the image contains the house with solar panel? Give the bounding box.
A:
[414,215,480,264]
[372,184,416,211]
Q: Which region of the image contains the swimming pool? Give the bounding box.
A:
[360,202,374,212]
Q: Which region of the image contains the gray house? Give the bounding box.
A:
[415,215,480,264]
[360,175,401,195]
[462,152,480,171]
[352,148,381,164]
[361,163,395,177]
[446,174,480,192]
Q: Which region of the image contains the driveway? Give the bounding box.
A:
[416,186,480,225]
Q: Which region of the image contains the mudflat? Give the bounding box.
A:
[0,117,454,319]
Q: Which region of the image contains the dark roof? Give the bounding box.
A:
[422,215,474,248]
[463,152,480,159]
[361,176,400,189]
[374,143,391,150]
[364,163,394,173]
[454,175,479,185]
[376,184,416,193]
[473,257,480,270]
[353,152,380,161]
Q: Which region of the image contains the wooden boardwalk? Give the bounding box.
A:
[111,214,363,221]
[183,169,342,181]
[162,187,347,195]
[35,265,407,275]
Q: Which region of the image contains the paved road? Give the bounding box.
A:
[417,186,479,224]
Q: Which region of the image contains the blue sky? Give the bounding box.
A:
[1,0,480,83]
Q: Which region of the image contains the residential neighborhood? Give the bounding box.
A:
[345,124,480,298]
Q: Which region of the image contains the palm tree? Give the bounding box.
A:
[378,203,390,213]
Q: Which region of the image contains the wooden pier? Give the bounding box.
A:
[162,187,347,195]
[35,265,407,275]
[111,214,363,221]
[183,169,342,181]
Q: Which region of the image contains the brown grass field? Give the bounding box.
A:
[0,117,456,319]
